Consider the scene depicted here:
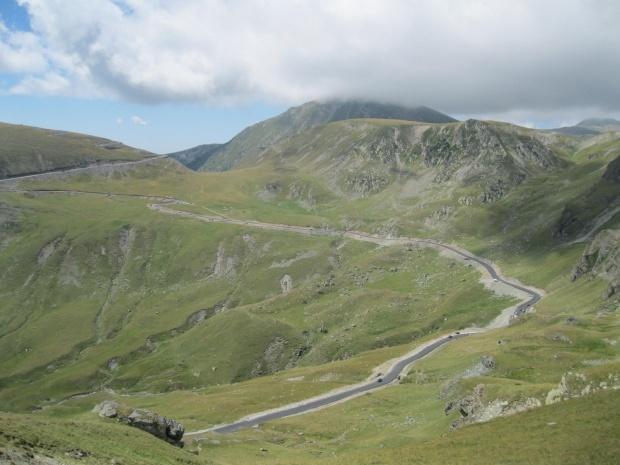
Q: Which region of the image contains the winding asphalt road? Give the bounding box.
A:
[150,208,542,436]
[0,163,543,436]
[182,230,541,435]
[196,333,472,435]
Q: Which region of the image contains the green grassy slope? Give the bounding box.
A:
[2,389,617,465]
[1,119,619,465]
[0,180,509,412]
[0,122,152,179]
[0,412,210,465]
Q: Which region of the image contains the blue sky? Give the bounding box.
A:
[1,1,619,153]
[0,1,285,153]
[0,0,29,31]
[0,94,285,153]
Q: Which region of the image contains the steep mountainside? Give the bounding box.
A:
[572,228,620,298]
[0,122,153,179]
[167,143,222,170]
[555,155,620,239]
[171,101,456,171]
[256,118,562,201]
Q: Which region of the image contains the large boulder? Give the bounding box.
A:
[92,401,185,446]
[126,409,185,445]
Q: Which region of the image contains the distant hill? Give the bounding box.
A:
[550,117,620,136]
[0,122,153,179]
[169,101,457,171]
[578,118,620,131]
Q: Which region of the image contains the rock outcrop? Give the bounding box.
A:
[571,228,620,298]
[93,401,185,446]
[444,384,541,429]
[421,119,560,202]
[280,274,293,294]
[545,371,620,405]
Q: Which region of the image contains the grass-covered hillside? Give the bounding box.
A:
[0,122,153,179]
[0,170,510,412]
[1,110,619,464]
[2,389,618,465]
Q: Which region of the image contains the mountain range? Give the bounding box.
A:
[0,100,619,465]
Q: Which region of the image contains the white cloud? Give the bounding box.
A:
[131,115,147,126]
[116,117,124,124]
[1,0,619,117]
[10,71,70,95]
[0,20,47,73]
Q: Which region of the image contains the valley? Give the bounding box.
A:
[0,102,619,465]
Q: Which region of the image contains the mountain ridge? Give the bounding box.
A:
[0,122,153,179]
[169,100,457,171]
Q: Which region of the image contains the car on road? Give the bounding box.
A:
[377,378,383,383]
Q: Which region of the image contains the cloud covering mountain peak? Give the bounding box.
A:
[1,0,619,118]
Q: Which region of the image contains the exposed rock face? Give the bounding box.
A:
[251,336,294,376]
[440,355,496,397]
[545,371,620,405]
[287,182,317,209]
[344,171,389,197]
[265,182,282,193]
[126,409,185,445]
[275,118,561,201]
[37,237,63,265]
[93,401,185,446]
[444,384,541,429]
[280,274,293,294]
[571,228,620,298]
[213,243,237,278]
[94,399,120,418]
[421,119,560,201]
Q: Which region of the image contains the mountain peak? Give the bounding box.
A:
[292,100,457,125]
[170,100,457,171]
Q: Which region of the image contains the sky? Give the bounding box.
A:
[0,0,619,153]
